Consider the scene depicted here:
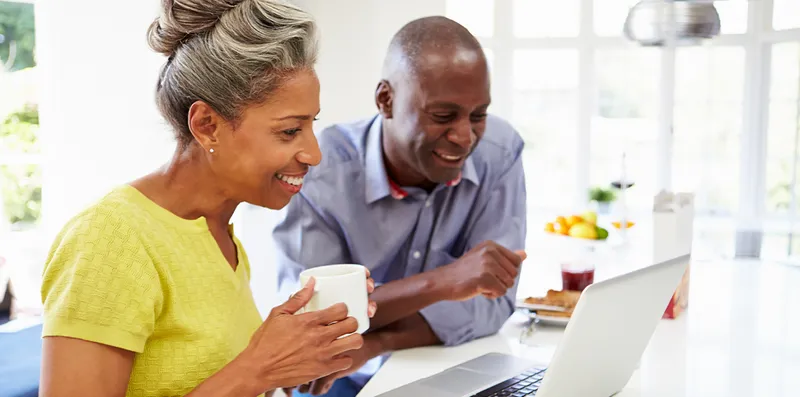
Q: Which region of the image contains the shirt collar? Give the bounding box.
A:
[364,115,479,204]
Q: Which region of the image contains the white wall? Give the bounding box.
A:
[35,0,447,316]
[36,0,173,236]
[294,0,446,126]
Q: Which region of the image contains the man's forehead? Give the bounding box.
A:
[410,55,489,97]
[415,46,484,69]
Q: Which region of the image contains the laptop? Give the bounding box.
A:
[376,254,690,397]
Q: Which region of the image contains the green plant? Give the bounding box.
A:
[0,104,41,224]
[0,1,36,71]
[0,104,38,153]
[588,186,617,203]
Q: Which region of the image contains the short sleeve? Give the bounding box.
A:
[41,211,163,353]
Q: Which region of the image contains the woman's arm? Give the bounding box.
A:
[40,337,262,397]
[40,279,367,397]
[40,337,136,397]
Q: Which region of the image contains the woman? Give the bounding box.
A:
[38,1,376,396]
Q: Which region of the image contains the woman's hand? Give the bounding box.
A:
[297,333,384,395]
[236,278,366,394]
[283,268,378,396]
[366,268,377,317]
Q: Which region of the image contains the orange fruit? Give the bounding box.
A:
[544,222,556,233]
[612,220,636,229]
[566,215,583,227]
[555,216,569,234]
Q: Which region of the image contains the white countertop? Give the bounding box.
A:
[358,258,800,397]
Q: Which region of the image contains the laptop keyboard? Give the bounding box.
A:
[471,367,547,397]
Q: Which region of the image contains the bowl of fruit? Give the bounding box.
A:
[543,211,612,246]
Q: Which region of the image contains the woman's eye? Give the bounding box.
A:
[283,128,301,137]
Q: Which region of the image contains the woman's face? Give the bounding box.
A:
[207,68,322,209]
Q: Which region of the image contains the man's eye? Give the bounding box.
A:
[470,114,488,122]
[432,113,456,123]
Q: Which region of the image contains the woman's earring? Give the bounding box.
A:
[209,148,215,153]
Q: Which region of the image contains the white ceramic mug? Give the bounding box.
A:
[298,264,370,334]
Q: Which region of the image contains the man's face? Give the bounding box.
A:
[388,49,491,184]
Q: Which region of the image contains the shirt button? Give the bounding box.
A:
[413,251,421,259]
[425,200,432,207]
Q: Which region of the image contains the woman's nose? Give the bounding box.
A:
[296,130,322,166]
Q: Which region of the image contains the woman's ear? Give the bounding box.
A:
[188,101,223,151]
[375,80,393,119]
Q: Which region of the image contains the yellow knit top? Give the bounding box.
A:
[41,185,263,396]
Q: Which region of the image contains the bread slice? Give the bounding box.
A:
[524,289,581,310]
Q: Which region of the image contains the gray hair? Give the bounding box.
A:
[147,0,318,146]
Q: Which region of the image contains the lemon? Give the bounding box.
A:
[568,222,597,239]
[582,211,598,225]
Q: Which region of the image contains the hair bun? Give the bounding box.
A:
[147,0,245,56]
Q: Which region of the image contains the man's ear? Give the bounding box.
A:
[375,80,393,119]
[188,101,222,151]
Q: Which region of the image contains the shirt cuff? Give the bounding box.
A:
[42,315,149,353]
[419,300,474,347]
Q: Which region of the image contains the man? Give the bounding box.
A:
[273,16,527,397]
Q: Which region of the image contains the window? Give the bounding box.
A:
[0,108,42,227]
[445,0,495,38]
[0,0,41,314]
[446,0,800,260]
[715,0,749,35]
[594,0,639,37]
[673,47,745,214]
[513,49,578,208]
[0,1,40,231]
[514,0,580,38]
[773,0,800,31]
[766,42,800,216]
[591,49,660,208]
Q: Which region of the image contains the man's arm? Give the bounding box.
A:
[358,314,442,364]
[302,314,441,395]
[371,139,527,345]
[366,269,450,330]
[373,313,442,351]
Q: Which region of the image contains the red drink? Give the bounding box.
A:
[561,269,595,291]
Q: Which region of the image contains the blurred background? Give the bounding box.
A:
[1,0,799,318]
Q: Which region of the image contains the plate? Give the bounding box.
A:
[534,313,571,326]
[519,308,571,326]
[515,298,568,313]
